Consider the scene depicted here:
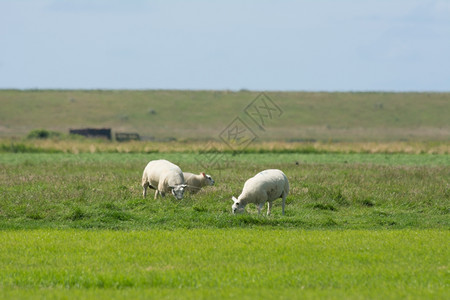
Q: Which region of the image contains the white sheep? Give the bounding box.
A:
[232,169,289,215]
[142,159,187,200]
[183,172,215,194]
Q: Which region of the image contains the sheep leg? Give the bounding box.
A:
[142,182,148,198]
[281,193,286,216]
[154,190,159,199]
[258,203,264,215]
[267,201,272,216]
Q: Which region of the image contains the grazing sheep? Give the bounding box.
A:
[232,169,289,215]
[183,172,215,194]
[142,159,187,200]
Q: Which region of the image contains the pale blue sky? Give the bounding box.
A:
[1,0,449,91]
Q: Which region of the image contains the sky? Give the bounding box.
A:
[1,0,449,91]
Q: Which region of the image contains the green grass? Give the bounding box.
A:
[1,90,449,141]
[1,151,449,165]
[1,89,449,299]
[0,152,448,299]
[0,229,448,299]
[0,153,448,230]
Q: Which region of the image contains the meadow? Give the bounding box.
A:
[1,89,449,142]
[0,229,448,299]
[0,90,449,299]
[1,152,449,230]
[0,151,449,299]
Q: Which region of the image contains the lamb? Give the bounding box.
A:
[232,169,289,215]
[183,172,215,194]
[142,159,187,200]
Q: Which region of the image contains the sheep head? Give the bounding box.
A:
[232,196,245,214]
[202,172,215,186]
[170,184,187,200]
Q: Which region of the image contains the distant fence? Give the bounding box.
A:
[115,132,140,142]
[69,128,143,142]
[69,128,112,140]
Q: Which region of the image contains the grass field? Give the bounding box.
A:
[0,229,448,299]
[1,138,449,155]
[1,90,449,141]
[1,152,448,230]
[0,151,449,298]
[1,90,449,298]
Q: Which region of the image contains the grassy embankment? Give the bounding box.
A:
[1,89,449,142]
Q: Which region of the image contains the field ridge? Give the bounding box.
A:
[1,90,449,142]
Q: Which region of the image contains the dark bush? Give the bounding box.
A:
[27,129,61,139]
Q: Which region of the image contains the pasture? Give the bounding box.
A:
[1,152,449,230]
[0,229,448,299]
[1,90,449,142]
[0,90,449,299]
[0,151,449,299]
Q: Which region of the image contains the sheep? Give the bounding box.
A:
[183,172,215,194]
[232,169,289,216]
[142,159,187,200]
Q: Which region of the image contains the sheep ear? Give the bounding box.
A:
[201,172,206,177]
[232,196,238,203]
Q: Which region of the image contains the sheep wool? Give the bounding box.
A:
[183,172,215,194]
[232,169,289,215]
[142,159,187,200]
